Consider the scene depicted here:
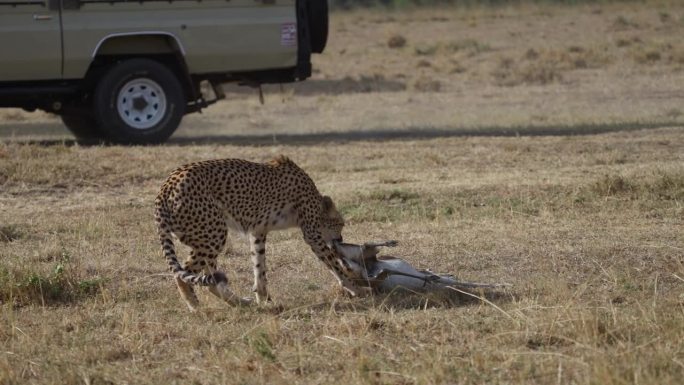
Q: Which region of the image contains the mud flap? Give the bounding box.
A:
[307,0,329,54]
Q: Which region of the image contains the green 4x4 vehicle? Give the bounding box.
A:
[0,0,328,144]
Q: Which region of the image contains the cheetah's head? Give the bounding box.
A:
[320,195,345,246]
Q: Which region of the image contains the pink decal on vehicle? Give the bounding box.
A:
[281,23,297,46]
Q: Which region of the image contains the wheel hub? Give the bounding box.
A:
[116,78,167,130]
[132,96,149,111]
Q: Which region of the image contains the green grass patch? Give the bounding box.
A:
[248,331,277,362]
[0,253,104,307]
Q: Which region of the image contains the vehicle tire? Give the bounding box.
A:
[93,58,185,145]
[307,0,328,54]
[61,113,106,144]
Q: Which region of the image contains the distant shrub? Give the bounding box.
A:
[492,46,609,86]
[414,39,490,57]
[492,57,564,86]
[611,15,639,30]
[588,171,684,200]
[0,225,23,243]
[388,34,407,48]
[413,77,442,92]
[591,174,636,196]
[331,0,643,9]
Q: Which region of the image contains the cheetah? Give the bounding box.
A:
[154,155,368,311]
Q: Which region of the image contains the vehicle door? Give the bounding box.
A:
[0,0,63,81]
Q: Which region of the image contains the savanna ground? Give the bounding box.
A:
[1,1,684,384]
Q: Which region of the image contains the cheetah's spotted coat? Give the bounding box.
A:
[155,156,366,310]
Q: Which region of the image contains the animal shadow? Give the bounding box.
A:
[290,286,514,314]
[369,286,514,311]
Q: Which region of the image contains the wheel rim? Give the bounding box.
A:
[116,78,167,130]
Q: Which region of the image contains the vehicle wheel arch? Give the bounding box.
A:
[84,33,195,102]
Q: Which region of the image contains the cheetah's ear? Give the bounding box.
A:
[322,195,336,212]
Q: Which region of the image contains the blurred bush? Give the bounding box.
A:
[331,0,641,9]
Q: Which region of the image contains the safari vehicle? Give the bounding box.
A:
[0,0,328,144]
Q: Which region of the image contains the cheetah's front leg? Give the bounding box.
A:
[250,233,270,304]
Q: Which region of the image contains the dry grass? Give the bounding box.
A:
[1,129,683,384]
[1,2,684,384]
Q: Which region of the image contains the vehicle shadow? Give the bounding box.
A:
[2,121,679,147]
[167,121,679,146]
[222,76,407,96]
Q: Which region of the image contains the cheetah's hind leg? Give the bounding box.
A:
[175,274,200,312]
